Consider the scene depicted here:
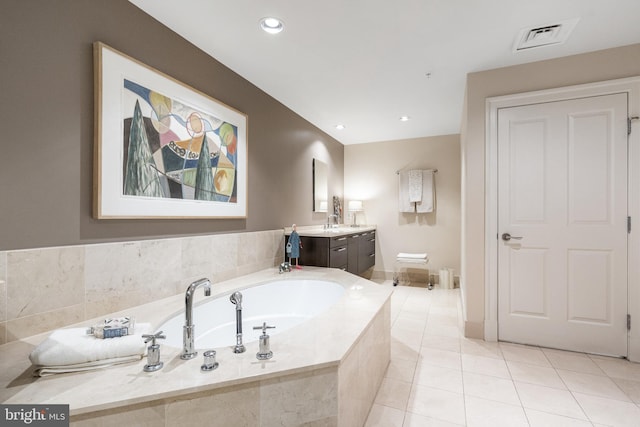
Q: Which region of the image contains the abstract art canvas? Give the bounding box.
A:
[93,42,247,218]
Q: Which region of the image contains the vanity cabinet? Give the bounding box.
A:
[288,229,375,276]
[358,230,376,272]
[329,236,349,269]
[347,234,360,274]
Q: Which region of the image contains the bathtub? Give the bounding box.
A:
[159,279,346,349]
[2,268,392,426]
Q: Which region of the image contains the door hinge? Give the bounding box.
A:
[630,116,640,135]
[628,314,631,331]
[628,216,632,234]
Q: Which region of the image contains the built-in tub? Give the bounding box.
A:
[159,279,346,349]
[0,268,392,426]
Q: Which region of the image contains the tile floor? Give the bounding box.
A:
[364,281,640,427]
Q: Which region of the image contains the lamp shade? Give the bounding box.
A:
[348,200,363,211]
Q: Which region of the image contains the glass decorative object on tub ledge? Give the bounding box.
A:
[348,200,363,227]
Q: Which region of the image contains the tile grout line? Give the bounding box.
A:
[369,283,640,426]
[456,293,470,427]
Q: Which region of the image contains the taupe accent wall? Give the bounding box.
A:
[0,0,343,251]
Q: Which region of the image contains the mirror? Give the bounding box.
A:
[313,158,328,212]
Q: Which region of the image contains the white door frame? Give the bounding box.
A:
[485,76,640,361]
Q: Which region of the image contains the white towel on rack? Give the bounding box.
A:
[416,170,435,213]
[408,170,422,202]
[398,171,415,213]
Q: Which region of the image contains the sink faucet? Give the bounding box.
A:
[181,278,211,360]
[326,214,338,228]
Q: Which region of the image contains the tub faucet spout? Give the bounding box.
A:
[230,291,246,353]
[181,278,212,360]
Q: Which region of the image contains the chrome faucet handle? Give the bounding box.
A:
[142,331,166,372]
[279,262,291,273]
[252,322,276,334]
[142,331,166,345]
[201,350,219,372]
[253,322,276,360]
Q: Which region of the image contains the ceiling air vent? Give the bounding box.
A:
[514,18,579,51]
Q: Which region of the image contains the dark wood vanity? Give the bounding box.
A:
[285,227,376,275]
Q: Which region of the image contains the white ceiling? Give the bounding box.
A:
[129,0,640,145]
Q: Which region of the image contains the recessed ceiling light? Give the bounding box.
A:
[260,17,284,34]
[335,124,345,130]
[399,116,410,122]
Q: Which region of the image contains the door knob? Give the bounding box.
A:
[502,233,523,241]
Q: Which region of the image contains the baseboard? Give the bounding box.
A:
[370,270,390,282]
[464,320,485,340]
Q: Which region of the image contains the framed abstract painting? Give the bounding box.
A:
[93,42,247,218]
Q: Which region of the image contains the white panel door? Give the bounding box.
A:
[497,93,628,356]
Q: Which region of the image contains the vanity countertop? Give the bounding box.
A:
[284,225,376,238]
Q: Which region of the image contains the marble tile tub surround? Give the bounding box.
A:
[1,267,392,426]
[0,229,285,345]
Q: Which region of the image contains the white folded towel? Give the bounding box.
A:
[29,323,151,370]
[397,252,428,260]
[408,170,423,203]
[416,170,434,213]
[33,355,143,377]
[399,169,435,213]
[396,258,429,264]
[398,171,415,213]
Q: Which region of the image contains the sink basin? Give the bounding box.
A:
[297,229,339,235]
[325,228,344,233]
[297,227,355,235]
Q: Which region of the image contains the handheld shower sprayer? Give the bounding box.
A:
[230,291,242,309]
[230,291,246,353]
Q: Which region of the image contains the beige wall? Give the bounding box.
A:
[462,43,640,338]
[344,135,461,279]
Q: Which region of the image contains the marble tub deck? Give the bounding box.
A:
[0,267,392,426]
